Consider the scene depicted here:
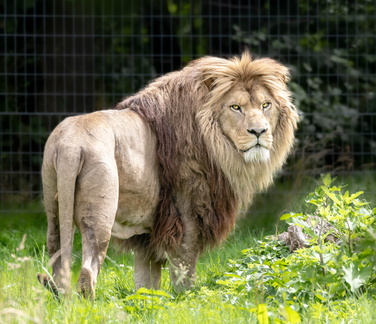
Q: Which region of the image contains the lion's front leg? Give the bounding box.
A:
[134,251,163,290]
[168,250,198,292]
[168,217,200,291]
[166,193,201,292]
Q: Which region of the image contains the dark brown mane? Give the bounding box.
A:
[115,64,238,260]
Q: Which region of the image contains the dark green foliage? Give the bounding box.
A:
[1,0,375,203]
[233,1,376,172]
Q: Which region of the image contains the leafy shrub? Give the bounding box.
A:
[218,175,376,314]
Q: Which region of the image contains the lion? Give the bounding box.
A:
[38,52,299,298]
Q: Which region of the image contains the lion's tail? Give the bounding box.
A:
[54,146,83,293]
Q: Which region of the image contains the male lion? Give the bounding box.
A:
[38,52,299,298]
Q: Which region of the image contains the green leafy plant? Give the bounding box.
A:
[218,175,376,321]
[2,178,376,323]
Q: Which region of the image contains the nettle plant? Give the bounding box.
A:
[219,175,376,304]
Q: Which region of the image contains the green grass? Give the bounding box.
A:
[1,175,376,323]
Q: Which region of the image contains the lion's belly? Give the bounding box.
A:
[112,188,159,239]
[109,108,160,240]
[111,221,151,239]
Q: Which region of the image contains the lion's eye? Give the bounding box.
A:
[230,104,242,112]
[261,102,271,110]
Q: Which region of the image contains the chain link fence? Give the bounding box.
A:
[1,0,375,214]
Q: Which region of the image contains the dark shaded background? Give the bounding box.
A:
[1,0,375,212]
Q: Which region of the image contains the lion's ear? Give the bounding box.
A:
[204,77,215,90]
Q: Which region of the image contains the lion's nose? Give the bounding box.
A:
[248,128,267,138]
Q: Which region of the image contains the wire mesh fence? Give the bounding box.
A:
[1,0,375,214]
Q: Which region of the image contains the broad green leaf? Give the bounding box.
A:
[125,294,159,301]
[240,306,257,314]
[287,217,318,239]
[136,287,154,294]
[321,186,341,205]
[136,287,173,298]
[216,279,244,287]
[321,174,334,187]
[280,213,294,220]
[288,217,310,229]
[359,265,372,279]
[281,212,303,220]
[305,192,321,205]
[367,228,376,239]
[224,273,242,279]
[318,206,330,218]
[343,264,364,292]
[327,214,345,221]
[330,186,344,192]
[303,226,318,240]
[306,199,320,206]
[338,208,349,217]
[353,200,368,207]
[347,191,364,203]
[149,290,173,298]
[284,306,302,323]
[124,305,136,312]
[257,304,269,324]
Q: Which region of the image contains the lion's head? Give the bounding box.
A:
[117,52,299,252]
[194,52,299,202]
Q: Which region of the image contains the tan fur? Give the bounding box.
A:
[39,52,299,298]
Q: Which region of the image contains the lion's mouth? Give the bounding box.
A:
[241,143,265,153]
[241,144,271,163]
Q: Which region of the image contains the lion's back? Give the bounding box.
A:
[42,109,160,238]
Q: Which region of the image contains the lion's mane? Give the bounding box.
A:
[116,52,299,260]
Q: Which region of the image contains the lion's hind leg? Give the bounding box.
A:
[76,163,119,299]
[77,206,116,299]
[38,164,64,296]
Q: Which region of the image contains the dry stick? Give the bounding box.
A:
[345,219,353,254]
[318,216,326,276]
[318,197,329,277]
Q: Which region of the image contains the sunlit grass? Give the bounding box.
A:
[1,175,375,323]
